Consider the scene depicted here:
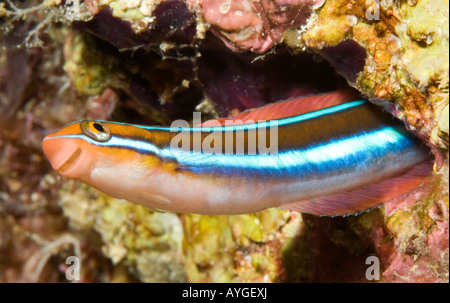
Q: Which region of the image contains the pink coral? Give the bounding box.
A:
[187,0,325,53]
[379,199,449,283]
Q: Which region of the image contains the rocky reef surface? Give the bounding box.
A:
[0,0,448,282]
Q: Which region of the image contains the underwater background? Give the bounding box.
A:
[0,0,448,282]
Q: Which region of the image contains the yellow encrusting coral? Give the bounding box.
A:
[0,0,448,283]
[292,0,449,150]
[182,209,293,282]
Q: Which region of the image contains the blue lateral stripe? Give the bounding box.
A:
[165,126,415,176]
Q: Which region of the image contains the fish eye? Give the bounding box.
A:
[81,120,111,142]
[93,122,104,132]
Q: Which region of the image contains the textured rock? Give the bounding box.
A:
[0,0,447,283]
[58,182,186,282]
[186,0,325,53]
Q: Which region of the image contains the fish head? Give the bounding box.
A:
[43,121,97,180]
[42,120,162,183]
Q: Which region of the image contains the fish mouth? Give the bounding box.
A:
[57,147,82,174]
[42,137,83,176]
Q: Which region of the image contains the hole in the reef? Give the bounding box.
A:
[320,39,367,84]
[282,215,380,283]
[78,25,355,126]
[177,46,197,58]
[195,33,353,116]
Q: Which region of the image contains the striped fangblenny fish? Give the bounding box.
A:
[42,91,431,216]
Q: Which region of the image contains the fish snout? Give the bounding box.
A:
[42,136,83,176]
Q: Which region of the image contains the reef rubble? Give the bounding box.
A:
[0,0,448,282]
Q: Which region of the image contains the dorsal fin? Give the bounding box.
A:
[280,161,433,216]
[199,89,360,126]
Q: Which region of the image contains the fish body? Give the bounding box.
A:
[42,91,431,216]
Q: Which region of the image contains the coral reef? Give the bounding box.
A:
[186,0,326,53]
[58,181,186,282]
[182,209,293,282]
[0,0,448,282]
